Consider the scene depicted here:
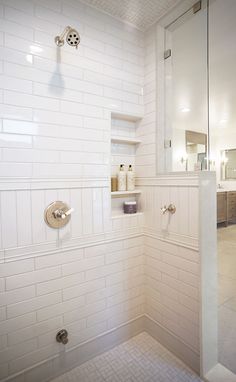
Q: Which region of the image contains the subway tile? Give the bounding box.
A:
[60,100,103,118]
[33,110,83,128]
[37,295,85,322]
[0,285,35,307]
[178,270,199,288]
[162,273,199,300]
[0,363,8,380]
[0,258,34,278]
[0,103,33,121]
[0,335,7,350]
[63,278,105,301]
[0,133,32,149]
[86,282,123,305]
[6,266,61,290]
[7,291,62,318]
[66,321,107,350]
[37,272,85,296]
[86,262,123,281]
[33,82,83,102]
[34,55,84,81]
[8,316,63,346]
[2,148,60,163]
[0,46,33,66]
[84,240,123,258]
[0,75,33,93]
[0,307,6,321]
[35,248,83,269]
[0,163,32,178]
[0,312,36,336]
[9,343,59,375]
[4,90,60,111]
[4,6,60,35]
[162,253,199,275]
[63,299,106,325]
[0,18,34,40]
[2,0,34,14]
[62,256,104,277]
[0,338,37,364]
[0,279,4,292]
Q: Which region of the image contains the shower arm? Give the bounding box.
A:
[55,26,72,46]
[59,26,71,41]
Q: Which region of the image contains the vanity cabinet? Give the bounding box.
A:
[217,192,227,224]
[217,191,236,225]
[227,192,236,222]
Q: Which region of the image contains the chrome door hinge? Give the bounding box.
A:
[193,1,201,14]
[164,139,172,149]
[164,49,171,60]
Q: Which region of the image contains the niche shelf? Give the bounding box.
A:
[111,136,141,145]
[111,211,144,219]
[110,112,143,216]
[111,190,142,198]
[111,111,143,122]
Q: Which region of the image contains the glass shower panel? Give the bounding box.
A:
[164,1,208,173]
[209,0,236,375]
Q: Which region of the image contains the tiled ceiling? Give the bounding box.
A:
[82,0,182,31]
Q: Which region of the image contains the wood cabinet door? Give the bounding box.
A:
[227,192,236,220]
[217,192,227,223]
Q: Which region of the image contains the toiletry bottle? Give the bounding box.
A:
[127,164,135,191]
[117,164,126,191]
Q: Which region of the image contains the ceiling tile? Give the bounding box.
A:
[82,0,182,31]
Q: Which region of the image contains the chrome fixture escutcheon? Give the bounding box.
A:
[44,201,74,228]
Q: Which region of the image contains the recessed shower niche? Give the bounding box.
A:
[110,112,143,217]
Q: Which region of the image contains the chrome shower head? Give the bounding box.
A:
[55,26,80,49]
[66,28,80,48]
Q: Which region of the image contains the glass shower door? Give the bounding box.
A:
[164,0,208,173]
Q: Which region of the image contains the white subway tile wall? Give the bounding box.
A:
[140,181,200,355]
[0,0,145,180]
[0,238,145,379]
[136,27,157,177]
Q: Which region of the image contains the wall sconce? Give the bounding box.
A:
[180,154,188,171]
[180,154,188,164]
[221,156,228,166]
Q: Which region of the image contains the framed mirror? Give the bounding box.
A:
[185,131,207,171]
[221,149,236,180]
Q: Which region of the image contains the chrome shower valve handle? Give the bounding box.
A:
[44,201,74,228]
[53,207,74,220]
[161,204,176,214]
[161,205,168,214]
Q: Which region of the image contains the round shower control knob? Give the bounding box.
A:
[44,201,73,229]
[56,329,68,345]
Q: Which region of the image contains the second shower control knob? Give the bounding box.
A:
[161,204,176,215]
